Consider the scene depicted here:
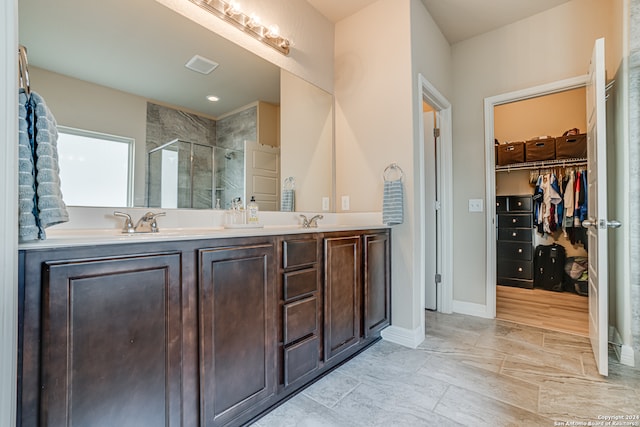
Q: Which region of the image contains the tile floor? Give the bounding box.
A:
[252,311,640,427]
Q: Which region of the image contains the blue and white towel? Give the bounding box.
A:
[17,90,69,241]
[382,179,404,225]
[18,89,39,241]
[31,91,68,231]
[281,189,295,212]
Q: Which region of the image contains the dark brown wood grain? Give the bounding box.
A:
[199,243,276,427]
[363,232,391,338]
[323,235,361,362]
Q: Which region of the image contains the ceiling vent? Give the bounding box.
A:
[185,55,219,75]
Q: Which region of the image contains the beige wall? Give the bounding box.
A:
[335,0,452,332]
[30,67,148,206]
[451,0,621,306]
[280,70,334,212]
[494,87,586,143]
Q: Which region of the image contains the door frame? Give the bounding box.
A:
[417,74,453,316]
[483,75,588,318]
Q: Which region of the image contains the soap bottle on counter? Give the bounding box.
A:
[247,196,259,224]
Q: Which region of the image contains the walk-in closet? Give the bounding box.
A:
[494,87,589,336]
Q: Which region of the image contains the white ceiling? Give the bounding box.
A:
[307,0,571,44]
[19,0,281,118]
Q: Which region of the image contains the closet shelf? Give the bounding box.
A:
[496,157,587,172]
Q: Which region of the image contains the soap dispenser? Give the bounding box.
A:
[247,196,259,224]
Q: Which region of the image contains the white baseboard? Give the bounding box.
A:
[381,325,425,349]
[610,327,636,367]
[452,300,492,318]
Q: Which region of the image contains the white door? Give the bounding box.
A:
[584,37,616,376]
[244,141,280,212]
[424,111,439,310]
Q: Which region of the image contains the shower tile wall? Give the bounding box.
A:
[146,103,216,208]
[215,106,257,209]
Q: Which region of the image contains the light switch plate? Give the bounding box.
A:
[469,198,484,212]
[322,197,330,211]
[341,195,350,211]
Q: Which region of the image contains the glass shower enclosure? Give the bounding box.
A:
[147,139,243,209]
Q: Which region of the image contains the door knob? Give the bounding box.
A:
[607,220,622,229]
[582,218,596,228]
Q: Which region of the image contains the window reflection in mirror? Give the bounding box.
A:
[57,127,133,207]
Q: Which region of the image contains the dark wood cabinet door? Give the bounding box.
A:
[199,242,276,427]
[363,232,391,338]
[323,235,361,362]
[41,252,183,427]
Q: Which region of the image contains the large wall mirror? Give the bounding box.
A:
[19,0,334,212]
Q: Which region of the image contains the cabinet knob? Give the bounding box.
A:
[517,267,523,272]
[517,201,522,206]
[512,232,517,237]
[518,248,523,253]
[512,218,517,223]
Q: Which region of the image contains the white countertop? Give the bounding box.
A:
[19,208,387,249]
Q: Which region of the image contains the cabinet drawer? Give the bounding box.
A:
[283,239,317,269]
[496,196,507,213]
[497,214,531,228]
[497,260,532,280]
[283,335,319,386]
[283,296,317,345]
[498,228,532,242]
[497,277,534,289]
[507,196,531,212]
[497,241,532,261]
[283,268,318,301]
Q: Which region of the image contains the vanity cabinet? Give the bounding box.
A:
[323,235,362,362]
[199,242,277,427]
[363,232,391,338]
[18,228,390,427]
[278,235,321,388]
[19,247,189,427]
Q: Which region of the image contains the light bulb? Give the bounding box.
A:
[266,25,280,38]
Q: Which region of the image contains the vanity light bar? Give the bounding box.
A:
[188,0,291,55]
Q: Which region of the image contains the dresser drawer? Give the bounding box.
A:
[497,214,531,228]
[283,296,317,345]
[283,268,318,301]
[283,335,319,386]
[497,260,533,280]
[507,196,531,212]
[497,241,532,261]
[496,196,507,213]
[498,228,532,242]
[283,239,317,269]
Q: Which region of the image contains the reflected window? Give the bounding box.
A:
[57,126,133,207]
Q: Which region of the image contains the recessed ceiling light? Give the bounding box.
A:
[206,95,220,102]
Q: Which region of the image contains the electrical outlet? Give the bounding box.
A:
[341,195,350,211]
[468,198,484,212]
[322,197,330,211]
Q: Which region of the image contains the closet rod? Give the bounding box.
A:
[496,158,587,172]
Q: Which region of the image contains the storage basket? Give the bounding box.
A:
[496,142,525,166]
[555,133,587,159]
[525,137,555,162]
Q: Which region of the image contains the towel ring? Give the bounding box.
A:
[283,176,295,190]
[383,163,404,182]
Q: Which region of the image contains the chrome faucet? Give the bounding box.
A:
[299,214,323,228]
[114,211,166,233]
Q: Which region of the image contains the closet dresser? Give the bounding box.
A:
[496,195,534,288]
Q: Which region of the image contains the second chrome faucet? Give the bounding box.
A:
[299,214,323,228]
